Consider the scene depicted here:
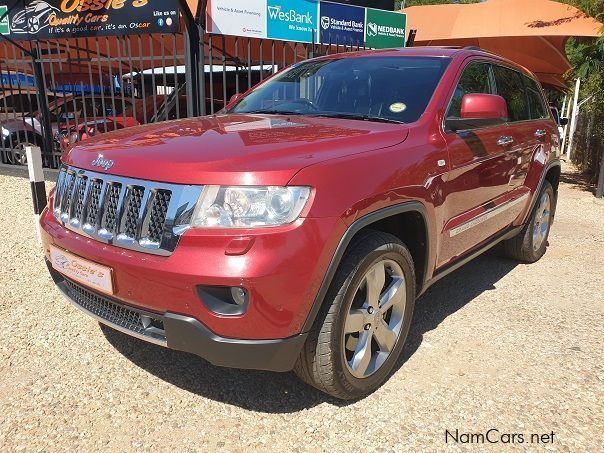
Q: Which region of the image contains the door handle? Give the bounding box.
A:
[535,129,547,138]
[498,136,514,146]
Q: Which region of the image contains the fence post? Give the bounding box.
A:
[566,77,581,161]
[179,0,203,117]
[26,146,46,245]
[597,146,604,199]
[31,44,54,164]
[560,94,573,156]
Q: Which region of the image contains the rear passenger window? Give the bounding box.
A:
[493,66,530,122]
[523,76,548,119]
[447,62,493,119]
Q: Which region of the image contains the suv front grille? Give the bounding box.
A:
[147,190,172,244]
[63,279,166,345]
[101,183,122,234]
[53,166,202,256]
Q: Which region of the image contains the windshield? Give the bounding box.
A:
[230,56,450,124]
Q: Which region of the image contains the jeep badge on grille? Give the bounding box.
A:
[91,155,114,171]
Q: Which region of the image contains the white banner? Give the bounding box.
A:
[207,0,267,38]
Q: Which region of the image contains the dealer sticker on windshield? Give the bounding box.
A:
[389,103,407,113]
[50,246,114,295]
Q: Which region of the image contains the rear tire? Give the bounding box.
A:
[504,181,555,263]
[294,230,416,400]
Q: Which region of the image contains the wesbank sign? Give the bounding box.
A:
[267,6,314,24]
[267,0,318,42]
[207,0,407,48]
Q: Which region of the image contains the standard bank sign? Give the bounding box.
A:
[319,1,365,45]
[207,0,407,48]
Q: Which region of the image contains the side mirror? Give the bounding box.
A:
[229,93,244,104]
[559,117,569,126]
[446,94,508,131]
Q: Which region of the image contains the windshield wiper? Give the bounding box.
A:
[313,113,405,124]
[242,109,306,116]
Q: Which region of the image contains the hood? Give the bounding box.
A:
[64,114,409,186]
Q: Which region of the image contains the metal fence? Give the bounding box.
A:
[0,7,364,169]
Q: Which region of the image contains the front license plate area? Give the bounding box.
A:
[50,245,114,295]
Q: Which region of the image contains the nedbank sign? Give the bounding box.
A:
[365,8,407,48]
[207,0,406,48]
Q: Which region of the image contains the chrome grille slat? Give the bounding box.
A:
[84,179,104,231]
[121,186,145,240]
[70,176,88,227]
[99,183,122,238]
[59,172,77,222]
[52,165,203,256]
[53,169,67,214]
[147,190,172,244]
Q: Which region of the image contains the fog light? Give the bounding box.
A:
[196,285,250,316]
[231,287,248,306]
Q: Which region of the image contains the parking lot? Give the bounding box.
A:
[0,163,602,451]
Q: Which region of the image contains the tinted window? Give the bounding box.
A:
[0,94,39,114]
[231,56,451,124]
[523,76,548,119]
[447,62,493,119]
[493,66,530,122]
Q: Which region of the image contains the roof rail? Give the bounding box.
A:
[463,46,506,58]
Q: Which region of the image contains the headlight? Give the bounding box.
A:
[191,186,311,228]
[1,127,9,138]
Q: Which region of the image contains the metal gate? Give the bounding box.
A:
[0,3,364,169]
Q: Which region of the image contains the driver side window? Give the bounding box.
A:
[447,62,494,119]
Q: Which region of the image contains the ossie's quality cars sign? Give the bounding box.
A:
[207,0,407,48]
[1,0,180,39]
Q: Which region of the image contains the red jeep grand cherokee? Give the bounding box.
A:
[41,47,560,400]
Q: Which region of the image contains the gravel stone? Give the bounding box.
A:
[0,163,602,451]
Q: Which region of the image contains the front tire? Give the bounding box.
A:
[294,231,416,400]
[504,180,555,263]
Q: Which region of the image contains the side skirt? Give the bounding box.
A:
[419,225,522,296]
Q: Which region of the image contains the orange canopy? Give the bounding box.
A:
[403,0,603,89]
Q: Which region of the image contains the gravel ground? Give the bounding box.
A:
[0,163,603,452]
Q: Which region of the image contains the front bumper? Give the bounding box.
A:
[41,204,344,340]
[48,263,308,372]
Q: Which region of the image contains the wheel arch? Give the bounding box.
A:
[544,162,561,194]
[527,159,561,221]
[301,201,431,333]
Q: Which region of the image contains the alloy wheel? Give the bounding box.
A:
[12,142,33,166]
[343,259,407,379]
[532,192,551,251]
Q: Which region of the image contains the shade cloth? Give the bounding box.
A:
[402,0,603,89]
